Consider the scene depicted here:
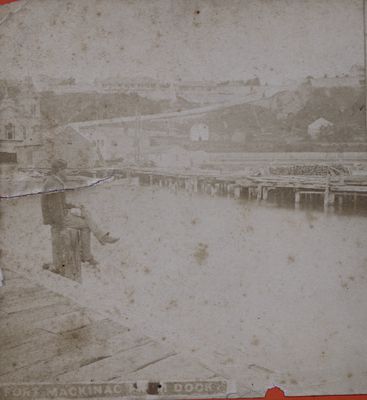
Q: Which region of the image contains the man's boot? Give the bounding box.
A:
[100,232,119,245]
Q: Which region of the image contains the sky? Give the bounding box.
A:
[0,0,364,85]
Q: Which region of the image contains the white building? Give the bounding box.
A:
[0,82,41,163]
[190,123,209,142]
[307,118,334,140]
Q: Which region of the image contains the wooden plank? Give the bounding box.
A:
[60,318,128,344]
[1,309,95,350]
[0,291,66,314]
[0,331,65,375]
[0,329,152,382]
[56,341,176,382]
[33,310,94,335]
[1,301,80,328]
[0,302,81,348]
[1,269,22,280]
[121,354,215,382]
[0,277,36,290]
[105,332,152,352]
[0,286,51,300]
[0,343,110,383]
[0,319,120,375]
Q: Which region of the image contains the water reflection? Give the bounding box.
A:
[139,177,367,217]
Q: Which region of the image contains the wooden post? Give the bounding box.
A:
[330,192,335,205]
[51,227,81,283]
[234,186,241,199]
[127,169,132,184]
[280,189,284,203]
[295,190,301,204]
[210,184,216,196]
[132,175,140,186]
[225,183,230,197]
[262,187,269,201]
[174,181,178,194]
[324,188,335,207]
[257,185,262,201]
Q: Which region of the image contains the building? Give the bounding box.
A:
[190,123,209,141]
[307,118,334,140]
[16,143,47,168]
[0,79,41,164]
[0,94,23,162]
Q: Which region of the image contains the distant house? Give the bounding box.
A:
[190,123,209,141]
[307,118,334,140]
[0,95,22,162]
[16,143,47,168]
[0,81,41,164]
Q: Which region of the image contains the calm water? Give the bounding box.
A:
[2,182,367,393]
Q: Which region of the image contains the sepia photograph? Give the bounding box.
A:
[0,0,366,397]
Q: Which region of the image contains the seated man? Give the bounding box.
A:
[41,159,119,267]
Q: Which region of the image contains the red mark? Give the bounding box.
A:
[0,0,18,5]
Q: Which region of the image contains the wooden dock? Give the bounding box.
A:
[0,268,219,384]
[121,166,367,209]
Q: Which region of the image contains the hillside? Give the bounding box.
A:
[285,86,364,135]
[40,91,196,127]
[171,102,283,142]
[258,83,364,137]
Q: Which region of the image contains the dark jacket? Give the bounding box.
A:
[41,175,67,226]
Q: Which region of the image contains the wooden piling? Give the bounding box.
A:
[295,190,301,204]
[256,185,262,201]
[324,188,335,207]
[262,187,269,201]
[210,184,216,197]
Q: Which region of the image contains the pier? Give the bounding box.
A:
[121,166,367,211]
